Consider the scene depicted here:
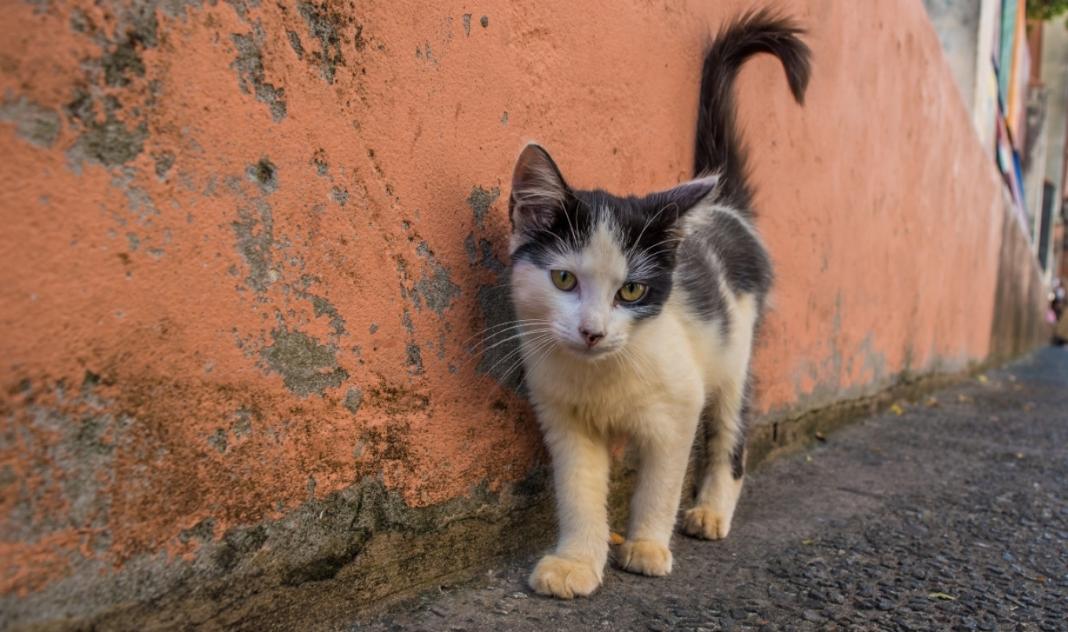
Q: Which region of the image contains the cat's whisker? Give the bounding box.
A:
[498,336,557,386]
[481,334,555,381]
[630,236,682,263]
[472,328,554,353]
[462,319,551,348]
[463,317,549,338]
[465,328,555,363]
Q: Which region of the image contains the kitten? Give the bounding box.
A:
[506,10,811,598]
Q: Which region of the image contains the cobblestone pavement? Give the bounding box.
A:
[353,348,1068,631]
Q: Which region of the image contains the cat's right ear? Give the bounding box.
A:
[509,143,569,237]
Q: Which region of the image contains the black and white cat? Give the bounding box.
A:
[505,11,811,598]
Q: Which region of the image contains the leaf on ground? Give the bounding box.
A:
[925,397,939,407]
[928,592,957,601]
[957,394,973,403]
[977,374,989,384]
[889,403,904,416]
[801,538,814,545]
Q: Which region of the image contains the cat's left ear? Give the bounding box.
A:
[656,174,719,223]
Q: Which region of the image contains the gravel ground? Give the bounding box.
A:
[352,348,1068,631]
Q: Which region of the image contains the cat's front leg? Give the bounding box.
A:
[529,414,611,599]
[618,405,701,577]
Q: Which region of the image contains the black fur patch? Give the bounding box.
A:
[730,437,746,480]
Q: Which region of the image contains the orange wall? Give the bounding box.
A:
[0,0,1021,616]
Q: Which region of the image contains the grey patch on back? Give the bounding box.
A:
[703,209,772,296]
[675,237,731,335]
[675,207,771,331]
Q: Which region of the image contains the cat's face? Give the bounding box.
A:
[508,144,717,360]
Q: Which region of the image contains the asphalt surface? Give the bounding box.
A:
[354,347,1068,631]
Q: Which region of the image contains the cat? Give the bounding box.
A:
[504,10,811,598]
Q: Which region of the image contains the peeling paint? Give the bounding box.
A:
[463,233,478,264]
[412,245,460,315]
[232,199,275,293]
[0,95,60,148]
[331,186,349,206]
[297,1,348,84]
[261,327,348,396]
[310,294,346,335]
[247,157,278,193]
[71,116,147,167]
[405,342,423,374]
[231,32,287,121]
[312,149,329,176]
[153,151,176,179]
[466,185,500,227]
[343,387,363,413]
[478,239,505,273]
[207,428,228,453]
[286,29,305,59]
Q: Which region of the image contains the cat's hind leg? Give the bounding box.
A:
[683,377,748,540]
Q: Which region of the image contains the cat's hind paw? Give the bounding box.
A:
[528,554,601,599]
[617,539,673,576]
[682,505,733,540]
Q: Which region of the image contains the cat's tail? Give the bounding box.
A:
[694,9,811,210]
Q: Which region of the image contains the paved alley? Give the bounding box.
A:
[355,348,1068,631]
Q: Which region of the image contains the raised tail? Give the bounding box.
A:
[694,9,811,211]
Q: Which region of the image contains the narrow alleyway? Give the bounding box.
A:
[354,348,1068,631]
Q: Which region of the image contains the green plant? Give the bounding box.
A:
[1028,0,1068,20]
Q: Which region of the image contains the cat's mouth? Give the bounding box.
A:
[562,340,620,360]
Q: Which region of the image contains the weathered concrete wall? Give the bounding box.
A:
[0,0,1045,628]
[990,195,1052,361]
[922,0,983,113]
[1042,23,1068,198]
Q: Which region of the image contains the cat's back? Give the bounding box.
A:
[673,204,771,328]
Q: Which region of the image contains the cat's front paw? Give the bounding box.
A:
[528,554,602,599]
[682,505,733,540]
[617,539,673,576]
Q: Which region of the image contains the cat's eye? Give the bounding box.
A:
[617,282,647,303]
[550,270,577,291]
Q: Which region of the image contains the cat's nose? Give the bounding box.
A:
[579,328,605,348]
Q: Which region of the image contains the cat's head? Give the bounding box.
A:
[508,143,717,360]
